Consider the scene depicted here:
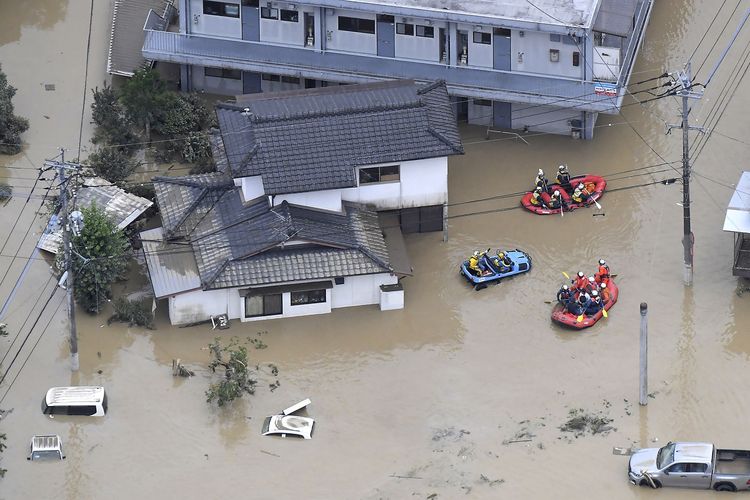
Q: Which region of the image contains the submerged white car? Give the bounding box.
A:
[27,435,65,461]
[261,399,315,439]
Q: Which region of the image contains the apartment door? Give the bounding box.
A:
[493,28,511,70]
[492,101,511,128]
[439,28,448,63]
[241,0,260,41]
[457,31,469,64]
[243,72,261,93]
[303,12,315,47]
[377,15,395,57]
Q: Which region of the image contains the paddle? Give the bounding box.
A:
[593,198,602,210]
[562,271,570,280]
[577,314,584,323]
[602,308,608,318]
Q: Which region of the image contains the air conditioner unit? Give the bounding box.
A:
[571,130,582,140]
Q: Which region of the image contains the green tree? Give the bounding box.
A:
[206,337,257,407]
[59,203,130,313]
[0,431,6,477]
[119,68,166,142]
[87,147,141,184]
[0,65,29,155]
[90,84,137,151]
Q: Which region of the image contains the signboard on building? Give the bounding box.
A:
[594,82,618,96]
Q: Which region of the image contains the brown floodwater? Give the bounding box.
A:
[2,0,750,498]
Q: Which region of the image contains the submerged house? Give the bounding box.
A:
[142,79,462,325]
[723,171,750,278]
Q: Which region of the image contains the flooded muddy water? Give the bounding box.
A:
[2,0,750,498]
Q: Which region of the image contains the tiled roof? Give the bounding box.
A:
[216,80,463,194]
[152,172,236,239]
[190,198,392,289]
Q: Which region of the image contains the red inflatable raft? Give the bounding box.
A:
[551,279,619,330]
[521,175,607,215]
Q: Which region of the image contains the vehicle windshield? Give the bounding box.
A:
[657,442,676,469]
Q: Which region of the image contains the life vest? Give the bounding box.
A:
[469,256,479,270]
[530,191,542,205]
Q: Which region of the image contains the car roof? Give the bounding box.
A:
[265,415,314,438]
[31,435,62,452]
[674,442,714,462]
[45,386,104,404]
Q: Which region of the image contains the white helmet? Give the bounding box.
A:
[534,186,542,192]
[577,271,584,278]
[601,282,607,289]
[538,168,544,176]
[553,190,560,196]
[591,290,599,297]
[562,284,569,290]
[473,251,480,257]
[558,165,566,171]
[578,183,585,189]
[588,276,595,283]
[599,259,606,266]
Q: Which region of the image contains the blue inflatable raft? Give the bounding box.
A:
[459,249,532,290]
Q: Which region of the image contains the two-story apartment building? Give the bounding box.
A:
[142,0,653,138]
[141,79,462,325]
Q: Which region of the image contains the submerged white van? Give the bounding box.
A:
[42,386,107,417]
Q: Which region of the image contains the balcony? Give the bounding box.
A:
[144,30,627,113]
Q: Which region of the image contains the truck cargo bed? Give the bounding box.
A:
[715,449,750,475]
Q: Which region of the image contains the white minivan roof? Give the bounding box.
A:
[45,386,104,405]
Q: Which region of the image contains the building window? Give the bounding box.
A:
[415,25,434,38]
[572,51,580,67]
[262,73,281,81]
[245,294,282,317]
[359,165,400,184]
[396,23,414,35]
[281,76,300,84]
[473,32,491,44]
[203,1,240,18]
[261,6,278,19]
[338,16,375,34]
[473,99,492,107]
[280,9,298,22]
[204,67,242,80]
[549,49,560,62]
[290,289,326,305]
[549,33,561,42]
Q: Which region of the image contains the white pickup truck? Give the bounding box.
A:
[628,441,750,492]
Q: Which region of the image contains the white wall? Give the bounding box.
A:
[259,4,306,45]
[467,28,493,68]
[275,190,343,212]
[189,0,242,38]
[331,273,397,308]
[191,65,244,94]
[241,176,265,201]
[326,9,377,55]
[394,23,443,62]
[396,157,448,207]
[511,30,584,79]
[168,288,242,325]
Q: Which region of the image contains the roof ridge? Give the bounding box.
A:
[417,80,446,95]
[164,186,212,239]
[153,173,232,188]
[427,127,464,154]
[250,100,424,125]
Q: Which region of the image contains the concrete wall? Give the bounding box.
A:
[465,27,493,68]
[241,176,265,201]
[190,65,243,94]
[275,189,343,212]
[511,30,584,79]
[394,21,444,62]
[331,273,397,308]
[259,4,304,46]
[168,288,241,325]
[326,9,377,55]
[189,0,242,38]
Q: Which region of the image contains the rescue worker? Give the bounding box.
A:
[548,189,564,210]
[600,282,611,303]
[534,169,549,193]
[595,259,610,285]
[556,164,572,192]
[571,182,591,204]
[573,271,588,292]
[586,289,603,314]
[567,292,590,316]
[584,276,598,295]
[557,284,572,305]
[468,251,481,276]
[529,187,545,207]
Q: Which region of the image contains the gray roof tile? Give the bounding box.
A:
[216,80,463,194]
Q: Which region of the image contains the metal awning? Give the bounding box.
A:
[593,0,637,37]
[379,212,413,276]
[108,0,173,76]
[723,171,750,233]
[140,227,202,298]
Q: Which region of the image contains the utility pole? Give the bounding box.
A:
[639,302,648,406]
[665,8,750,285]
[667,64,702,286]
[48,150,80,372]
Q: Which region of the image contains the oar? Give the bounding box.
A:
[562,271,570,280]
[593,198,602,210]
[602,308,608,318]
[577,314,584,323]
